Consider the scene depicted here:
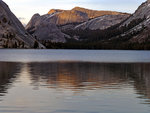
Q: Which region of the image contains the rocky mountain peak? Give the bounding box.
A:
[72,7,88,11]
[26,12,67,43]
[46,6,130,26]
[0,0,45,48]
[121,0,150,27]
[48,9,64,15]
[71,6,129,19]
[109,0,150,44]
[147,0,150,3]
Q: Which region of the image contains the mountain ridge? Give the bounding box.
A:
[36,0,150,49]
[47,6,130,25]
[0,0,45,48]
[26,6,130,43]
[3,0,150,49]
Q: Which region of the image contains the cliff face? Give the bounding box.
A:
[0,0,45,48]
[47,7,129,25]
[110,0,150,43]
[71,7,128,19]
[46,8,89,25]
[121,0,150,26]
[48,9,64,15]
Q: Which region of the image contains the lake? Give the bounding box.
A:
[0,49,150,113]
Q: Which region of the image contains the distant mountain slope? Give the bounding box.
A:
[109,0,150,43]
[75,15,129,30]
[121,0,150,26]
[65,0,150,43]
[47,7,129,25]
[26,14,68,43]
[41,0,150,50]
[0,0,45,48]
[26,7,129,43]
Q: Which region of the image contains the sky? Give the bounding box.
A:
[4,0,146,24]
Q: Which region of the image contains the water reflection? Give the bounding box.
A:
[0,62,20,98]
[28,63,130,90]
[0,62,150,112]
[28,63,150,100]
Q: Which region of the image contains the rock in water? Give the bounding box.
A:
[0,0,45,48]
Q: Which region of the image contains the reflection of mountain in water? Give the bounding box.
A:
[129,64,150,101]
[0,62,150,104]
[28,63,150,98]
[0,62,20,98]
[28,63,132,89]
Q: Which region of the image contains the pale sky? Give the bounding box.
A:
[4,0,146,24]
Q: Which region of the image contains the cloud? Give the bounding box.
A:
[18,17,25,20]
[18,17,27,26]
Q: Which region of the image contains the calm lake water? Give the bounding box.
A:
[0,49,150,113]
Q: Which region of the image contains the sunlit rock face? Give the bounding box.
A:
[0,0,45,48]
[47,7,129,26]
[71,7,128,19]
[48,8,89,25]
[48,9,63,15]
